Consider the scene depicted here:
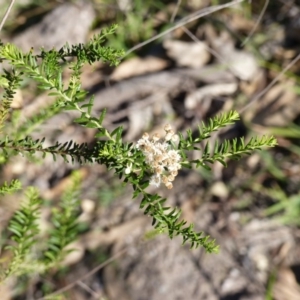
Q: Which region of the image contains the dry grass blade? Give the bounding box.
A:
[170,0,182,23]
[124,0,245,57]
[76,280,100,298]
[182,26,232,70]
[241,0,269,47]
[0,0,16,32]
[180,1,300,118]
[36,248,127,300]
[239,52,300,114]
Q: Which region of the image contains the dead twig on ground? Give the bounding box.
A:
[239,52,300,114]
[36,247,128,300]
[0,0,15,32]
[241,0,269,47]
[124,0,245,57]
[170,0,182,23]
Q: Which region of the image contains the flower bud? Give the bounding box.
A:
[152,133,160,142]
[142,132,149,140]
[165,182,173,189]
[171,134,179,142]
[164,124,172,132]
[165,132,173,141]
[168,174,175,182]
[125,163,132,174]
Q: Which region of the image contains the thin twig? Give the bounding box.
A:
[182,27,231,70]
[170,0,182,23]
[182,12,300,128]
[76,280,101,299]
[0,0,16,32]
[181,2,300,116]
[241,0,269,47]
[36,247,127,300]
[124,0,245,57]
[239,52,300,114]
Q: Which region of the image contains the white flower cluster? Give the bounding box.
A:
[136,124,181,189]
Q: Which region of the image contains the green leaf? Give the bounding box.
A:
[98,108,107,125]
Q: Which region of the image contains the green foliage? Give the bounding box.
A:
[0,69,22,131]
[137,191,218,251]
[0,23,277,283]
[258,184,300,226]
[43,171,82,265]
[102,0,164,51]
[179,111,276,170]
[3,187,41,279]
[191,135,276,170]
[179,110,240,149]
[0,111,276,253]
[0,24,124,146]
[0,179,22,195]
[0,173,83,281]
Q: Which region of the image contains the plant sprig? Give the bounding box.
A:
[0,26,278,277]
[0,179,22,195]
[42,171,82,265]
[3,187,41,279]
[0,110,276,252]
[187,134,277,170]
[0,25,124,143]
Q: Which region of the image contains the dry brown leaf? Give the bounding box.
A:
[13,1,95,52]
[163,39,210,68]
[185,82,238,109]
[229,12,257,31]
[125,105,153,141]
[273,268,300,300]
[83,217,148,250]
[0,278,14,300]
[10,89,23,109]
[221,269,248,295]
[210,181,229,199]
[240,68,266,97]
[62,241,85,266]
[117,0,132,12]
[111,56,169,81]
[210,31,259,81]
[177,64,237,83]
[245,81,300,126]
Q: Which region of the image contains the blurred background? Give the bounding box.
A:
[1,0,300,299]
